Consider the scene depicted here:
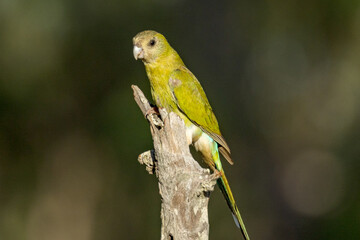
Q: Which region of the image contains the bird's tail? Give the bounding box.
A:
[216,168,250,240]
[196,133,249,239]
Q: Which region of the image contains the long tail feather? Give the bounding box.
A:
[217,170,250,240]
[194,132,250,239]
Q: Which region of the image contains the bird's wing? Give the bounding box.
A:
[169,67,233,165]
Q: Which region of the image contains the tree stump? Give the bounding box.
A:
[132,85,219,240]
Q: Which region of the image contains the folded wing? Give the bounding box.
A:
[168,67,233,165]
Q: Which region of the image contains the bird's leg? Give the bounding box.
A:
[145,104,160,118]
[145,105,164,128]
[210,168,222,180]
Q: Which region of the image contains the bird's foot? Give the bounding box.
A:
[211,169,222,180]
[145,106,160,118]
[145,106,164,128]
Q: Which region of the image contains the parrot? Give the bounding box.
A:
[133,30,250,240]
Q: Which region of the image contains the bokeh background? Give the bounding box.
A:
[1,0,359,239]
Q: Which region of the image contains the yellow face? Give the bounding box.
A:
[132,30,168,64]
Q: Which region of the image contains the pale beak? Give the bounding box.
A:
[133,46,144,60]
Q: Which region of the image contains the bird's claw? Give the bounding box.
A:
[211,169,222,180]
[145,106,160,118]
[145,106,163,128]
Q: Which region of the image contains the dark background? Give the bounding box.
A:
[0,0,359,239]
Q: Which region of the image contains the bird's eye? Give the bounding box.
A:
[149,39,156,46]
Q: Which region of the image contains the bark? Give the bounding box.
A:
[132,85,219,240]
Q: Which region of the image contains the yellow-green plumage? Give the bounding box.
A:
[133,30,250,240]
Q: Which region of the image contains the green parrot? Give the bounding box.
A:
[133,30,250,240]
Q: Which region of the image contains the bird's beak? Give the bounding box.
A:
[133,46,144,60]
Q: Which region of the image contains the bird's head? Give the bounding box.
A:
[132,30,170,64]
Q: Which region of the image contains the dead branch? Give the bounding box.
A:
[132,85,219,240]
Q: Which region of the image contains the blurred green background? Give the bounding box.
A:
[0,0,359,239]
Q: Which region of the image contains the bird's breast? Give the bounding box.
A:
[146,65,177,112]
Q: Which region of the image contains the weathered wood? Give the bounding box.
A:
[132,85,219,240]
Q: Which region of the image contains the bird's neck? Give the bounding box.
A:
[144,48,184,83]
[143,48,184,109]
